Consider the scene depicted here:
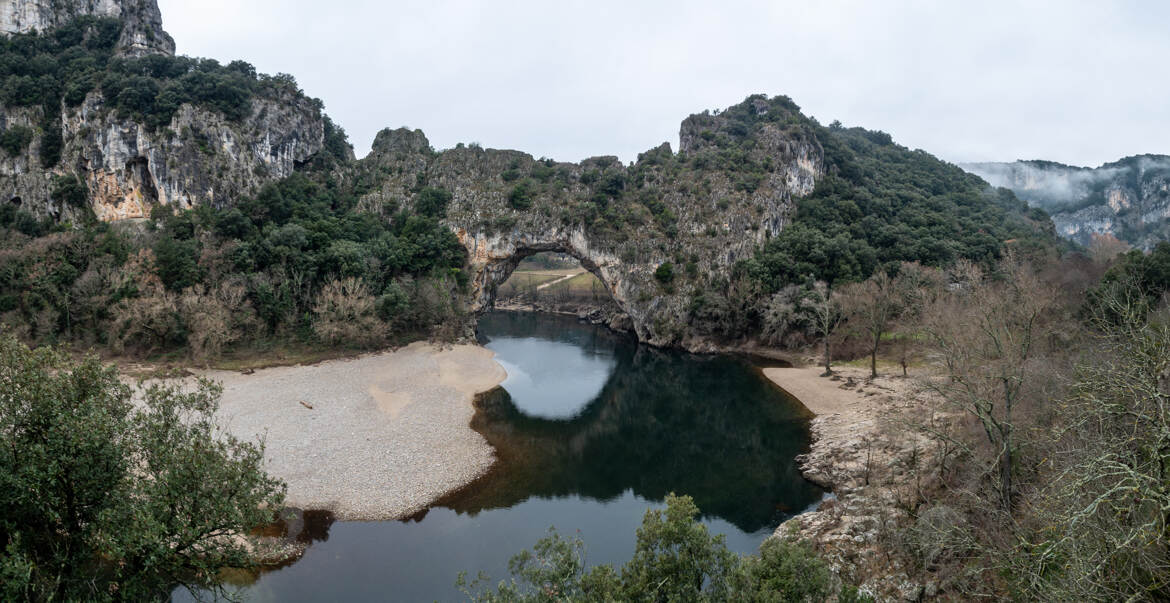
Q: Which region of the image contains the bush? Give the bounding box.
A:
[742,536,833,602]
[462,494,843,602]
[508,180,535,210]
[415,186,452,218]
[50,173,88,207]
[0,125,33,156]
[654,261,675,284]
[0,335,285,600]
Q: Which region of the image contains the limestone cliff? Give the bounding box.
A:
[962,156,1170,249]
[0,89,327,221]
[354,95,823,350]
[0,2,332,222]
[0,0,174,55]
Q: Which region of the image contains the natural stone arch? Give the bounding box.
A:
[356,95,824,351]
[458,227,633,329]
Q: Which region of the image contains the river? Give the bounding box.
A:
[179,311,821,602]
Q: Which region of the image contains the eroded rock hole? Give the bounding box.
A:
[496,252,618,319]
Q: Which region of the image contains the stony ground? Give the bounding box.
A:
[199,342,507,520]
[765,365,948,601]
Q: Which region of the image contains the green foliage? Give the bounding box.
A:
[153,234,201,291]
[0,169,468,355]
[0,336,285,600]
[38,116,62,167]
[654,261,675,285]
[415,186,453,218]
[1086,242,1170,319]
[0,16,312,134]
[745,123,1053,291]
[622,494,742,601]
[0,125,32,156]
[50,173,88,207]
[508,180,535,210]
[741,536,833,602]
[462,494,840,602]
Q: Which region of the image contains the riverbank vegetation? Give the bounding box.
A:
[759,243,1170,600]
[0,335,285,600]
[461,494,866,603]
[0,170,468,364]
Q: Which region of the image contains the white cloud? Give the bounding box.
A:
[156,0,1170,167]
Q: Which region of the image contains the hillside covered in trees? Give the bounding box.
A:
[4,5,1170,602]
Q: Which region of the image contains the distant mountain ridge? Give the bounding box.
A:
[961,155,1170,249]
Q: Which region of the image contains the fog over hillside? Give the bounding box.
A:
[962,156,1170,248]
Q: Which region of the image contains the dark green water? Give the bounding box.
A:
[177,311,822,602]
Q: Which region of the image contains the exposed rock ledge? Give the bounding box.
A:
[765,366,944,602]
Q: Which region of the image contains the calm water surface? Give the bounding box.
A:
[179,311,822,602]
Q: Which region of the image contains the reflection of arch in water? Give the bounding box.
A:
[438,315,823,533]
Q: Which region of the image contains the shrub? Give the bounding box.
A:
[0,125,33,156]
[50,173,88,207]
[415,186,452,218]
[654,261,675,284]
[0,335,285,600]
[463,494,842,602]
[508,180,535,210]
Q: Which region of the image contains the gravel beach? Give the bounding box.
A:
[200,342,507,520]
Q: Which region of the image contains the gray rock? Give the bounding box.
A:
[0,0,175,56]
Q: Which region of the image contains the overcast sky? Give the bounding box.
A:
[155,0,1168,167]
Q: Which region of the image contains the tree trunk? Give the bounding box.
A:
[871,333,880,379]
[822,336,832,376]
[999,444,1013,510]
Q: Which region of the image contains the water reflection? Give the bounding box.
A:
[451,311,821,533]
[176,311,821,602]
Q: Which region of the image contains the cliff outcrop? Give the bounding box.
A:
[0,0,174,55]
[0,1,330,222]
[962,156,1170,249]
[354,95,824,350]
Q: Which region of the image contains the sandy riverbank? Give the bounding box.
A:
[200,342,507,520]
[765,365,946,599]
[763,366,883,489]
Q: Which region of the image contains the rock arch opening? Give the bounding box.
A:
[478,246,632,332]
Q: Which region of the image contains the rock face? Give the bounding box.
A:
[962,156,1170,249]
[0,0,330,222]
[355,96,823,350]
[0,0,174,56]
[0,88,327,222]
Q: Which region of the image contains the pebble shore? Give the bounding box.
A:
[202,342,507,520]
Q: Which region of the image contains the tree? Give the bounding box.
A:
[839,270,901,378]
[620,493,741,601]
[921,256,1055,510]
[0,336,285,600]
[889,262,944,377]
[801,281,844,376]
[311,277,384,348]
[1016,286,1170,601]
[462,494,837,602]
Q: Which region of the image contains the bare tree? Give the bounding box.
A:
[890,262,945,377]
[1018,284,1170,601]
[801,282,844,376]
[312,277,384,348]
[839,271,901,379]
[921,256,1055,510]
[1087,232,1131,266]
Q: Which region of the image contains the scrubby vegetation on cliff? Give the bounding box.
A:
[0,16,312,168]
